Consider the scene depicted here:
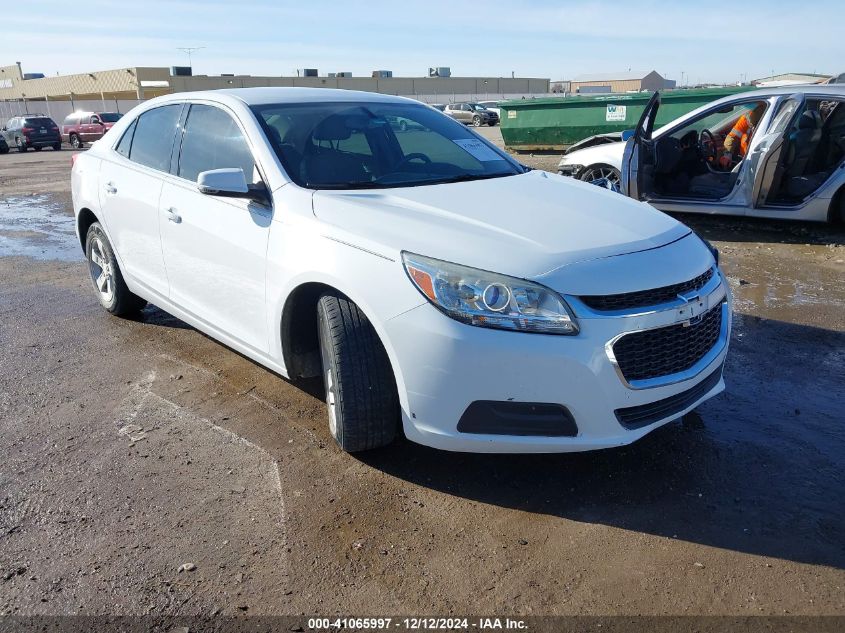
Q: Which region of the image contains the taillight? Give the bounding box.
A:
[71,153,79,167]
[21,126,33,135]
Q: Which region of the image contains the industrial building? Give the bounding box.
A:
[568,71,675,94]
[751,72,833,87]
[0,63,549,120]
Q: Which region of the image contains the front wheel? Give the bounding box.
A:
[317,292,398,452]
[70,134,83,149]
[578,164,621,188]
[85,222,146,316]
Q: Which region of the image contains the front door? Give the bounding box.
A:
[158,103,271,354]
[621,91,661,200]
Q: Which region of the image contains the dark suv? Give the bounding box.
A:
[2,114,62,152]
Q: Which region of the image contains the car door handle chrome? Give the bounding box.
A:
[104,182,117,195]
[165,207,182,224]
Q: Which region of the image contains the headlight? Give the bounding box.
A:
[402,252,579,335]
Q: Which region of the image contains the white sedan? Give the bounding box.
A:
[71,87,729,453]
[558,85,845,223]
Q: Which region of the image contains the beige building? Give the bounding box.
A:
[0,62,549,106]
[569,71,675,94]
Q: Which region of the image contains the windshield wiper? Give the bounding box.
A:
[306,181,385,190]
[408,172,517,187]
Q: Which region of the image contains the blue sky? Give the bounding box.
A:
[3,0,842,84]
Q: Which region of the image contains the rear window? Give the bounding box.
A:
[23,117,56,127]
[128,105,181,172]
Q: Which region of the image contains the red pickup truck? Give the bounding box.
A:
[61,111,123,149]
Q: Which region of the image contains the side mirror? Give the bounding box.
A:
[621,129,635,142]
[197,168,269,205]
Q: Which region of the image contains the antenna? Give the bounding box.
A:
[177,46,206,70]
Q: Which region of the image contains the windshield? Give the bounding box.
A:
[98,112,123,123]
[251,101,524,189]
[470,104,487,111]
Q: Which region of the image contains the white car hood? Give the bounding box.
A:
[312,170,689,279]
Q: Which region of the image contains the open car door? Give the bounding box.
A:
[748,94,805,207]
[621,91,661,200]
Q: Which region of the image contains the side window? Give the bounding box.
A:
[115,118,138,158]
[128,105,182,172]
[177,104,256,184]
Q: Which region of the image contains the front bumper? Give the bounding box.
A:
[384,269,730,453]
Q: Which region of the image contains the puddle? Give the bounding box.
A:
[0,194,80,261]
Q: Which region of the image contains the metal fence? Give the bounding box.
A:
[0,98,144,122]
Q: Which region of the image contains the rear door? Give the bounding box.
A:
[159,103,271,353]
[621,91,661,200]
[749,94,805,207]
[98,104,183,297]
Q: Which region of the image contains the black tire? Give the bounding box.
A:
[33,146,42,152]
[53,143,62,151]
[16,138,26,152]
[70,134,83,149]
[317,292,398,452]
[0,146,8,154]
[85,222,146,317]
[472,115,482,127]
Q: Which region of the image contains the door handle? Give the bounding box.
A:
[104,182,117,195]
[165,207,182,224]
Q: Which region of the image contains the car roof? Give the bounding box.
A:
[149,87,422,107]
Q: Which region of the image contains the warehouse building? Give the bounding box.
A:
[0,63,549,120]
[569,70,675,94]
[751,72,833,87]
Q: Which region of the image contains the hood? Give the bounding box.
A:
[312,170,689,279]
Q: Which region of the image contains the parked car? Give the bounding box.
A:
[62,111,123,149]
[558,85,845,222]
[1,114,62,152]
[477,100,501,117]
[72,88,729,454]
[444,102,499,126]
[0,135,8,154]
[385,115,426,132]
[430,103,446,112]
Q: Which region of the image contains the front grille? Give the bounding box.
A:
[612,302,724,382]
[581,268,714,312]
[615,364,723,429]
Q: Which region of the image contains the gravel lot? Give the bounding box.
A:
[1,146,843,621]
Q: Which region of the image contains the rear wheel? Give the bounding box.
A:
[85,222,146,316]
[53,143,62,151]
[70,134,83,149]
[317,292,398,452]
[472,115,482,127]
[33,146,42,152]
[16,138,26,152]
[0,146,8,154]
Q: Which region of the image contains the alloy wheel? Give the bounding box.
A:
[88,236,115,304]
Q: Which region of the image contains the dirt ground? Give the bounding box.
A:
[1,147,844,621]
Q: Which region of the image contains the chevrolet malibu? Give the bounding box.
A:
[71,88,731,453]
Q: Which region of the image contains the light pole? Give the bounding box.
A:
[177,46,205,71]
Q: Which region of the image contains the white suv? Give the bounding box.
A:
[71,88,730,453]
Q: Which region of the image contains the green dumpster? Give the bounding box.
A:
[499,87,757,151]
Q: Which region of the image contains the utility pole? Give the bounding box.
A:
[177,46,205,71]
